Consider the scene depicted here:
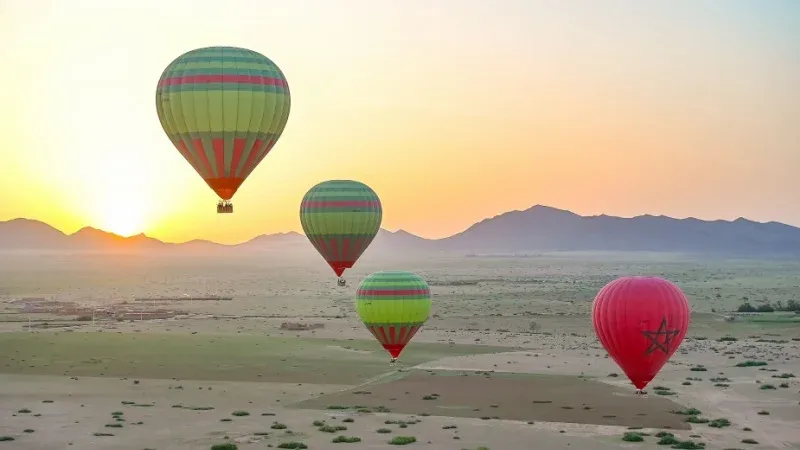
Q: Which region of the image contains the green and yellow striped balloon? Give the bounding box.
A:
[155,46,291,201]
[355,271,431,360]
[299,180,382,279]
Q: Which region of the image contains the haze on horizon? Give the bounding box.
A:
[1,0,798,245]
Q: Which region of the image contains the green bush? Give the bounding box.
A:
[332,435,362,443]
[622,432,644,442]
[657,435,679,445]
[671,441,705,449]
[735,361,767,367]
[210,444,237,450]
[276,443,308,449]
[685,416,709,424]
[671,408,702,416]
[389,436,417,445]
[708,418,731,428]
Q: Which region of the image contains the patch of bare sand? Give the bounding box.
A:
[325,344,372,354]
[4,303,800,449]
[0,374,650,450]
[417,350,800,449]
[293,369,691,429]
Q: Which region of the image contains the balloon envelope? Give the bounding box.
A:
[592,276,690,390]
[355,271,431,359]
[300,180,382,277]
[155,46,291,200]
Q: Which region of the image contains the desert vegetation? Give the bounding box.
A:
[0,253,798,449]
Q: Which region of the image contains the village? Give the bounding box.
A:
[3,297,181,321]
[1,297,329,333]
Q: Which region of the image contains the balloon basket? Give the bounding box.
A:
[337,278,347,287]
[217,201,233,214]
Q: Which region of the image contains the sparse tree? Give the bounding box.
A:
[737,302,756,313]
[756,304,775,313]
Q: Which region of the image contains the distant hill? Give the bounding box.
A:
[0,219,436,256]
[438,205,800,256]
[2,205,800,256]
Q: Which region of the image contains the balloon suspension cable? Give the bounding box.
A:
[216,200,234,214]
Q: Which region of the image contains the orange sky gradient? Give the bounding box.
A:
[1,0,798,244]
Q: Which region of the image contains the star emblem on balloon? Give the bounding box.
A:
[641,317,680,355]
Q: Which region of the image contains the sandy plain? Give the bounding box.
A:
[1,251,799,450]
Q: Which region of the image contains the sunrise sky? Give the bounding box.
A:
[1,0,798,244]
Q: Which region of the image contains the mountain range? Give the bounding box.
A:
[2,205,800,257]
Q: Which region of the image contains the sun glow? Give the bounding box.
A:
[79,159,159,238]
[94,191,150,237]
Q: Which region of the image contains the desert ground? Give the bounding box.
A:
[1,251,799,449]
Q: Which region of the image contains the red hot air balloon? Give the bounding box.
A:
[592,276,690,392]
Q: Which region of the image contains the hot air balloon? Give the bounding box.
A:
[592,276,690,393]
[299,180,382,286]
[155,46,291,213]
[356,271,431,363]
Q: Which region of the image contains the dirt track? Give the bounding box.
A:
[294,370,692,429]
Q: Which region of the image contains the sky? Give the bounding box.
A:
[1,0,798,244]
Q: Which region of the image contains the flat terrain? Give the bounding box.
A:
[1,252,799,449]
[294,370,692,429]
[0,333,509,384]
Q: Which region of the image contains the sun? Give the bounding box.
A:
[99,199,147,237]
[90,184,154,238]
